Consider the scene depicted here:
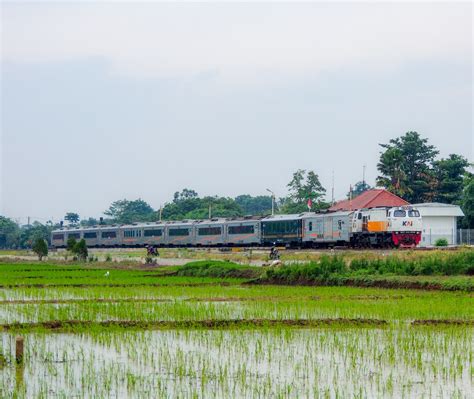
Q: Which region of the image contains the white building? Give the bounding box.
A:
[412,203,464,247]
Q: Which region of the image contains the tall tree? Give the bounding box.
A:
[104,199,155,224]
[377,131,439,202]
[281,169,327,213]
[64,212,80,225]
[432,154,470,204]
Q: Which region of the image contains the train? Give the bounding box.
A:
[51,206,422,249]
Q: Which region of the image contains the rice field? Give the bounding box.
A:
[0,262,472,398]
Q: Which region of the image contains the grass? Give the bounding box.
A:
[175,260,261,278]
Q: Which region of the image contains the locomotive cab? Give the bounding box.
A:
[350,206,422,247]
[387,207,422,247]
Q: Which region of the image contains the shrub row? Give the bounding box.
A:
[264,250,474,284]
[176,260,261,279]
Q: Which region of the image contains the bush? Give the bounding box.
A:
[71,239,88,261]
[177,260,260,279]
[435,238,449,247]
[67,237,77,251]
[32,238,48,261]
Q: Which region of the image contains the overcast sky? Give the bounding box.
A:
[1,1,472,224]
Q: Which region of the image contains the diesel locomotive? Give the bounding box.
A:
[51,206,422,248]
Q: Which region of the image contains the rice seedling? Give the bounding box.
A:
[0,259,472,397]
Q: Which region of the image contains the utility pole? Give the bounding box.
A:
[159,206,162,222]
[27,216,30,226]
[266,188,275,216]
[331,169,335,205]
[363,164,366,187]
[209,203,212,219]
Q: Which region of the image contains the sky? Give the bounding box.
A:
[1,1,472,224]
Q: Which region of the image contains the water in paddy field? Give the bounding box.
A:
[0,328,472,398]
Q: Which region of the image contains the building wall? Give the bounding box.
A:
[420,216,457,247]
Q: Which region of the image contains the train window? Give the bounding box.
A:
[68,233,80,239]
[357,213,362,220]
[83,232,97,239]
[198,227,222,235]
[124,231,133,238]
[308,222,313,231]
[102,231,117,239]
[169,228,189,236]
[393,210,406,217]
[409,210,420,217]
[53,234,64,240]
[263,220,299,235]
[228,225,254,234]
[144,229,162,237]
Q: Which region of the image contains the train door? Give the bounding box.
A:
[352,212,363,232]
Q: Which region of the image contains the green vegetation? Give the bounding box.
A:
[0,257,472,397]
[435,238,448,247]
[376,131,471,209]
[71,239,88,261]
[259,250,474,290]
[176,260,260,279]
[32,238,48,261]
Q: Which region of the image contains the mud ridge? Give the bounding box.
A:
[250,278,473,292]
[0,318,388,331]
[411,319,474,326]
[0,282,233,289]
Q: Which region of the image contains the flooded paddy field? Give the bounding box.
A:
[0,263,473,398]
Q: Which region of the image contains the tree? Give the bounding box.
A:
[104,199,155,224]
[347,181,372,199]
[234,195,273,215]
[64,213,80,225]
[173,188,199,202]
[67,237,77,251]
[80,217,99,227]
[432,154,470,204]
[72,239,88,261]
[32,238,48,261]
[19,222,53,249]
[0,217,20,249]
[377,132,439,203]
[461,174,474,228]
[281,169,327,213]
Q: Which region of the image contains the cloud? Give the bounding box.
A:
[2,2,471,82]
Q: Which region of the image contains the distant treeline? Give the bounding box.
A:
[1,131,473,248]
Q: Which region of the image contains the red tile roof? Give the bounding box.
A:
[329,189,409,211]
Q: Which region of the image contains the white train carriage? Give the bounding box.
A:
[302,211,352,246]
[225,217,262,246]
[165,221,194,246]
[121,224,145,247]
[98,227,121,246]
[142,223,166,246]
[194,219,225,246]
[82,229,100,246]
[52,231,66,247]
